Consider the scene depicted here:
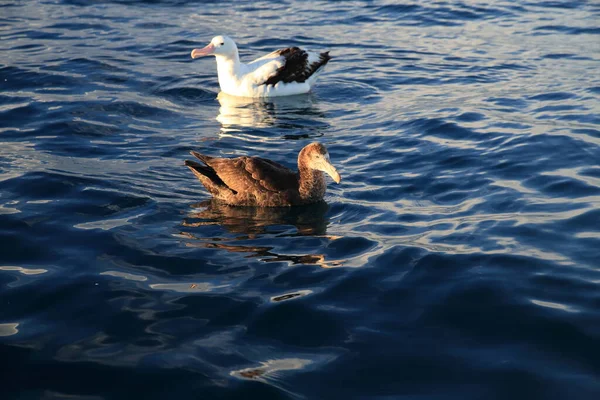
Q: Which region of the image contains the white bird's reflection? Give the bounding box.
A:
[216,92,326,134]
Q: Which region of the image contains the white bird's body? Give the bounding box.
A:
[191,36,331,98]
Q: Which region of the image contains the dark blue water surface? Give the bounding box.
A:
[2,0,600,398]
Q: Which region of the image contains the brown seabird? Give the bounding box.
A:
[184,142,341,206]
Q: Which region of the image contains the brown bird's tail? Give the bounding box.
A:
[184,153,232,197]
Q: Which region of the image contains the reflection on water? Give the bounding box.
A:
[183,200,331,236]
[271,290,313,302]
[231,358,312,381]
[3,0,600,398]
[182,239,341,267]
[0,266,48,275]
[0,323,19,337]
[230,358,314,398]
[216,92,327,138]
[181,200,343,267]
[149,282,228,293]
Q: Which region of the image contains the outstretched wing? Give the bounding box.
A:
[200,155,298,194]
[250,47,331,86]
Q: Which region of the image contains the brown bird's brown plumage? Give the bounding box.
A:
[184,143,341,207]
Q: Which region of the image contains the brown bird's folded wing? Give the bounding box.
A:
[206,156,297,194]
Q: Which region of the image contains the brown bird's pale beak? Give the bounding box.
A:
[323,161,341,184]
[191,43,215,59]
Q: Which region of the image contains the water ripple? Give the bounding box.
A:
[1,0,600,399]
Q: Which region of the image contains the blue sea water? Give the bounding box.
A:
[1,0,600,398]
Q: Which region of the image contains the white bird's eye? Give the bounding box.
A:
[219,42,224,46]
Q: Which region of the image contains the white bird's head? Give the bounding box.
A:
[191,35,238,59]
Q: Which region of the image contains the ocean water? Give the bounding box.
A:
[1,0,600,398]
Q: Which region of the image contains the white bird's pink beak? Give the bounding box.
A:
[191,43,215,59]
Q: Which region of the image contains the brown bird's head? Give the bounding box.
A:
[299,142,341,184]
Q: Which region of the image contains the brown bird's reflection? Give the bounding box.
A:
[216,92,327,137]
[180,200,343,268]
